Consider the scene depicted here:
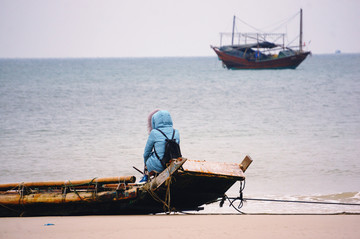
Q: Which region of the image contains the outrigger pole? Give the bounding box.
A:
[231,15,236,45]
[299,8,303,52]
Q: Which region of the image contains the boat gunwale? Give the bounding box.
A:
[177,170,245,181]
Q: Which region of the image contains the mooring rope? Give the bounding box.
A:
[220,179,246,213]
[219,179,360,214]
[222,196,360,214]
[243,198,360,206]
[145,176,175,214]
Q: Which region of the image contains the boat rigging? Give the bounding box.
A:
[211,9,311,70]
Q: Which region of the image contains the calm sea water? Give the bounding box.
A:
[1,55,359,214]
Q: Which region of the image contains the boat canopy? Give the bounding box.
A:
[226,41,279,50]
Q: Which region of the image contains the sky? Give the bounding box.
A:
[1,0,359,58]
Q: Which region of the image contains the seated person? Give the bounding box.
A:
[139,110,180,183]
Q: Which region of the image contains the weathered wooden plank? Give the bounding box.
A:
[145,157,187,191]
[240,155,253,172]
[181,157,248,179]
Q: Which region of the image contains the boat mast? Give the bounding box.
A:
[299,8,303,52]
[231,15,236,45]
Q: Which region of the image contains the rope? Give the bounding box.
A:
[145,176,175,214]
[66,180,83,201]
[220,178,360,214]
[266,11,299,33]
[220,179,246,213]
[243,198,360,206]
[0,202,22,214]
[146,187,171,213]
[87,177,97,193]
[18,183,31,206]
[234,16,262,33]
[164,176,174,213]
[221,195,360,214]
[234,11,299,34]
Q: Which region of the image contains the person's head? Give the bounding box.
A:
[147,109,173,133]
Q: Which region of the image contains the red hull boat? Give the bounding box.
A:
[212,46,310,69]
[212,9,310,70]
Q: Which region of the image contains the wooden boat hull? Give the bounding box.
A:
[212,47,310,69]
[0,157,252,217]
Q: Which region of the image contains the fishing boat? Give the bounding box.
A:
[0,156,252,217]
[211,9,310,69]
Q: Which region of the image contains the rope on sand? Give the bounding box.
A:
[242,198,360,206]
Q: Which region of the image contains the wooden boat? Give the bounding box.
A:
[211,9,310,69]
[0,156,252,217]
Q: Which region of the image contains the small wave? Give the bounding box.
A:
[298,192,360,203]
[352,192,360,200]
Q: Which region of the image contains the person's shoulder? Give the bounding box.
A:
[150,128,164,136]
[150,129,159,133]
[149,129,159,137]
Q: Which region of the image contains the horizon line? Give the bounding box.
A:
[1,52,359,60]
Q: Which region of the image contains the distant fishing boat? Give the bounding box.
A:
[211,9,311,70]
[0,156,252,216]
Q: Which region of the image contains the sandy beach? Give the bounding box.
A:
[1,214,359,239]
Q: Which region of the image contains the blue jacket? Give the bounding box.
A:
[143,110,180,173]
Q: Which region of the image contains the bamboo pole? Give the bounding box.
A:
[0,176,136,191]
[0,188,138,205]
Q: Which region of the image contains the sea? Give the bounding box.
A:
[1,54,359,214]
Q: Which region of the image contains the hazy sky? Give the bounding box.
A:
[1,0,359,58]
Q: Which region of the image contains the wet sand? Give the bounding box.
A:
[1,214,359,239]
